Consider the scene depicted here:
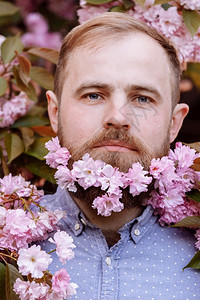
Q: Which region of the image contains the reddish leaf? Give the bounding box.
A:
[31,126,56,137]
[28,47,59,65]
[17,54,31,86]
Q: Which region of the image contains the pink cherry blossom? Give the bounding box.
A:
[0,92,33,128]
[71,154,100,189]
[49,282,78,299]
[123,162,152,196]
[77,6,108,24]
[0,206,6,226]
[45,137,61,152]
[49,231,76,264]
[55,166,77,192]
[178,0,200,10]
[65,282,78,298]
[29,210,64,242]
[21,13,62,49]
[92,193,124,217]
[52,268,70,293]
[98,164,124,194]
[14,278,49,300]
[45,137,71,168]
[168,142,198,172]
[17,245,52,278]
[0,173,43,208]
[0,209,34,250]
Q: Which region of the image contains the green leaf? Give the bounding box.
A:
[122,0,134,9]
[86,0,113,4]
[186,190,200,203]
[26,137,50,160]
[110,5,127,12]
[1,34,23,64]
[0,76,8,96]
[182,9,200,36]
[154,0,169,4]
[184,63,200,89]
[30,67,54,90]
[19,127,35,151]
[161,3,171,10]
[11,115,49,128]
[0,1,19,17]
[26,81,38,102]
[183,250,200,270]
[172,216,200,228]
[26,158,56,183]
[134,0,146,6]
[28,105,46,117]
[27,47,59,65]
[4,133,24,163]
[0,262,6,300]
[6,264,22,299]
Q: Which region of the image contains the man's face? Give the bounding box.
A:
[52,33,178,172]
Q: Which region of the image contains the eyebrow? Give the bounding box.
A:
[73,81,162,100]
[73,82,112,97]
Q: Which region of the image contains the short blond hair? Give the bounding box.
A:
[54,12,181,107]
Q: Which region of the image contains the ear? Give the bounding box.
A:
[46,91,58,134]
[169,103,189,143]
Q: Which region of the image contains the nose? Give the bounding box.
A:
[103,98,131,130]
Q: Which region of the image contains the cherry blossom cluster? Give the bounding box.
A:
[14,233,78,299]
[15,0,76,21]
[77,0,200,65]
[0,92,33,128]
[0,174,78,299]
[45,137,200,221]
[21,13,62,50]
[148,142,200,225]
[45,137,152,217]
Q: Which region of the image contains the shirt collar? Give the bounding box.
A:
[56,187,158,240]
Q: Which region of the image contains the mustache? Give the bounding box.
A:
[68,127,148,160]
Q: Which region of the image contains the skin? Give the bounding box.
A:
[47,33,188,240]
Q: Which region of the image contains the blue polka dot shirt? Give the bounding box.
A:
[39,187,200,299]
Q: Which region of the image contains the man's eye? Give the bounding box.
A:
[135,96,150,103]
[87,93,101,101]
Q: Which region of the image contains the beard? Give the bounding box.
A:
[58,123,170,209]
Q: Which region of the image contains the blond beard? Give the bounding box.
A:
[57,122,170,208]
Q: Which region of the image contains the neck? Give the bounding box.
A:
[72,195,144,232]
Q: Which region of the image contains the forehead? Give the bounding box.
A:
[62,33,172,99]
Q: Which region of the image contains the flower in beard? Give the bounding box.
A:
[55,166,77,192]
[122,162,152,197]
[92,192,124,217]
[71,154,101,189]
[98,164,124,195]
[45,137,71,168]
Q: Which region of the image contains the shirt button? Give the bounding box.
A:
[134,228,140,236]
[105,257,111,266]
[74,223,80,230]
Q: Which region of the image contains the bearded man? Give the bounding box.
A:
[41,12,200,299]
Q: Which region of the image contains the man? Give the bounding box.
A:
[42,13,200,299]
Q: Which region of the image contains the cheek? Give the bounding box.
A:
[60,104,102,145]
[134,110,171,144]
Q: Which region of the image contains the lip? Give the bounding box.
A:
[93,140,135,152]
